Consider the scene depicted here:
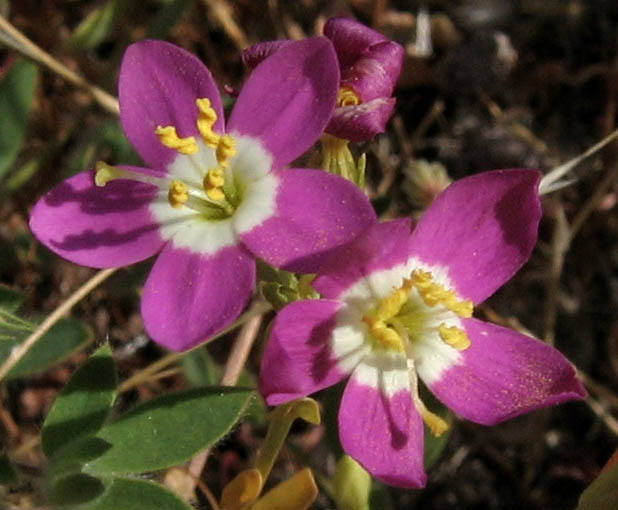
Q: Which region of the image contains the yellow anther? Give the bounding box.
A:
[337,86,361,107]
[168,180,189,208]
[411,269,473,317]
[94,161,120,187]
[206,186,225,202]
[421,408,449,437]
[362,316,405,352]
[155,126,199,154]
[374,278,414,322]
[196,98,220,147]
[205,167,225,188]
[203,167,226,201]
[438,324,471,351]
[216,134,237,167]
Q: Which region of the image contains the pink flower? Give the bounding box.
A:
[242,17,405,141]
[30,39,376,351]
[259,169,586,488]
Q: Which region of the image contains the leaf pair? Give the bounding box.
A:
[41,344,254,508]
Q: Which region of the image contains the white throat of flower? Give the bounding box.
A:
[94,98,277,255]
[361,268,473,437]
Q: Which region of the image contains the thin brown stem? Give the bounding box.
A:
[117,300,270,394]
[0,268,116,382]
[0,13,119,115]
[187,311,265,497]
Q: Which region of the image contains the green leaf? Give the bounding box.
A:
[69,0,118,50]
[5,156,42,192]
[0,317,94,380]
[369,481,394,510]
[82,477,192,510]
[85,387,254,476]
[48,437,111,481]
[0,285,24,312]
[49,473,105,506]
[0,453,18,485]
[180,347,221,387]
[577,450,618,510]
[0,58,37,180]
[147,0,192,39]
[42,344,117,458]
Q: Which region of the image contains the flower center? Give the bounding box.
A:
[361,268,474,437]
[95,98,242,219]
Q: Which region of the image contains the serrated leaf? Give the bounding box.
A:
[42,344,117,458]
[82,477,192,510]
[0,317,94,380]
[85,387,253,476]
[49,473,105,506]
[69,0,117,50]
[0,59,37,180]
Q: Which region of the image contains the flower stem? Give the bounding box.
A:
[186,310,265,492]
[0,268,117,382]
[0,13,119,115]
[117,299,271,393]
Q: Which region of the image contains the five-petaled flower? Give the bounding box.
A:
[30,39,376,351]
[259,169,586,488]
[242,17,404,142]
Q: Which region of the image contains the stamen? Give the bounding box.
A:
[155,126,199,154]
[337,87,361,107]
[362,316,405,352]
[95,161,124,187]
[216,134,237,167]
[438,324,471,351]
[420,407,449,437]
[410,269,473,317]
[400,343,449,438]
[196,98,220,147]
[168,180,189,208]
[362,278,415,352]
[376,278,414,321]
[94,161,164,188]
[203,167,225,201]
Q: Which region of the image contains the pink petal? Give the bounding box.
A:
[339,364,427,488]
[29,170,164,268]
[341,41,404,101]
[326,97,396,141]
[228,38,339,170]
[259,299,353,406]
[427,318,587,426]
[240,168,376,273]
[313,218,413,300]
[408,169,542,303]
[324,17,386,69]
[141,243,255,351]
[241,40,293,69]
[119,40,224,171]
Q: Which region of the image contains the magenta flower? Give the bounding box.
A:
[242,17,404,142]
[259,169,586,488]
[29,39,376,351]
